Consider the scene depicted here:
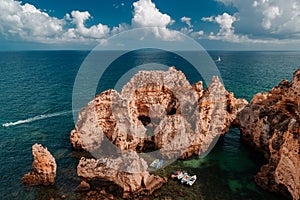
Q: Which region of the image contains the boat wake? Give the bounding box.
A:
[2,111,72,127]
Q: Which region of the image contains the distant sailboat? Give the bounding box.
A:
[216,56,221,62]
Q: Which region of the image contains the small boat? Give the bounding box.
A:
[150,159,159,168]
[181,174,197,185]
[171,170,197,185]
[156,159,164,169]
[186,175,197,186]
[178,171,187,180]
[216,56,221,62]
[181,174,190,184]
[150,159,164,169]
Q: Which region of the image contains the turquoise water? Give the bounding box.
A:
[0,51,299,199]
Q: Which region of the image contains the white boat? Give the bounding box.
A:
[150,159,164,169]
[180,173,197,186]
[150,159,159,168]
[156,159,164,169]
[171,170,196,185]
[177,172,187,180]
[186,175,197,186]
[216,56,221,62]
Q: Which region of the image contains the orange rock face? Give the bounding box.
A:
[238,69,300,200]
[77,151,166,198]
[22,143,57,186]
[71,67,248,197]
[71,67,247,158]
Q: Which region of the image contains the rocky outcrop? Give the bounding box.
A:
[22,143,57,186]
[71,67,247,159]
[71,67,248,197]
[238,69,300,200]
[77,151,167,198]
[75,181,91,192]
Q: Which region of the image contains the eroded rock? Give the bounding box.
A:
[22,143,57,186]
[71,67,247,159]
[77,151,166,198]
[71,67,248,197]
[238,69,300,200]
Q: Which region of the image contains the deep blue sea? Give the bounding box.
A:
[0,50,298,200]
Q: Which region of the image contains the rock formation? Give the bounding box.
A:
[71,67,247,159]
[238,69,300,200]
[71,67,248,197]
[22,143,57,186]
[77,151,167,198]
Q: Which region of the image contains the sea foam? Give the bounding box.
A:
[2,111,71,127]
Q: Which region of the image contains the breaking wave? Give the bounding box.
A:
[2,111,72,127]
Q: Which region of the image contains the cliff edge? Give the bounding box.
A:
[238,69,300,200]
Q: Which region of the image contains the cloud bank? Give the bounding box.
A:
[0,0,181,44]
[1,0,300,48]
[215,0,300,40]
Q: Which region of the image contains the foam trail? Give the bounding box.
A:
[2,111,72,127]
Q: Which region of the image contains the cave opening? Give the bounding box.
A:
[138,115,151,126]
[167,107,177,115]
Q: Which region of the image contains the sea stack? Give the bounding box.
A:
[70,67,248,158]
[22,143,57,186]
[71,67,248,197]
[238,69,300,200]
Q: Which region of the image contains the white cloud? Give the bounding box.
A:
[111,23,129,35]
[262,6,281,29]
[181,16,193,28]
[132,0,172,28]
[0,0,64,41]
[0,0,110,43]
[216,0,300,39]
[190,30,205,39]
[200,12,275,43]
[131,0,180,40]
[180,16,194,35]
[0,0,184,45]
[67,11,110,39]
[202,13,240,42]
[180,27,193,34]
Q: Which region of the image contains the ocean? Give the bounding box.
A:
[0,50,298,200]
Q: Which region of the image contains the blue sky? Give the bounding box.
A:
[1,0,300,50]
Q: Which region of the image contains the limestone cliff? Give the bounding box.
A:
[238,69,300,200]
[22,143,57,186]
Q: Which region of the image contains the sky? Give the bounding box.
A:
[1,0,300,50]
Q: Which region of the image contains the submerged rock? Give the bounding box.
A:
[76,180,91,192]
[22,143,57,186]
[238,69,300,200]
